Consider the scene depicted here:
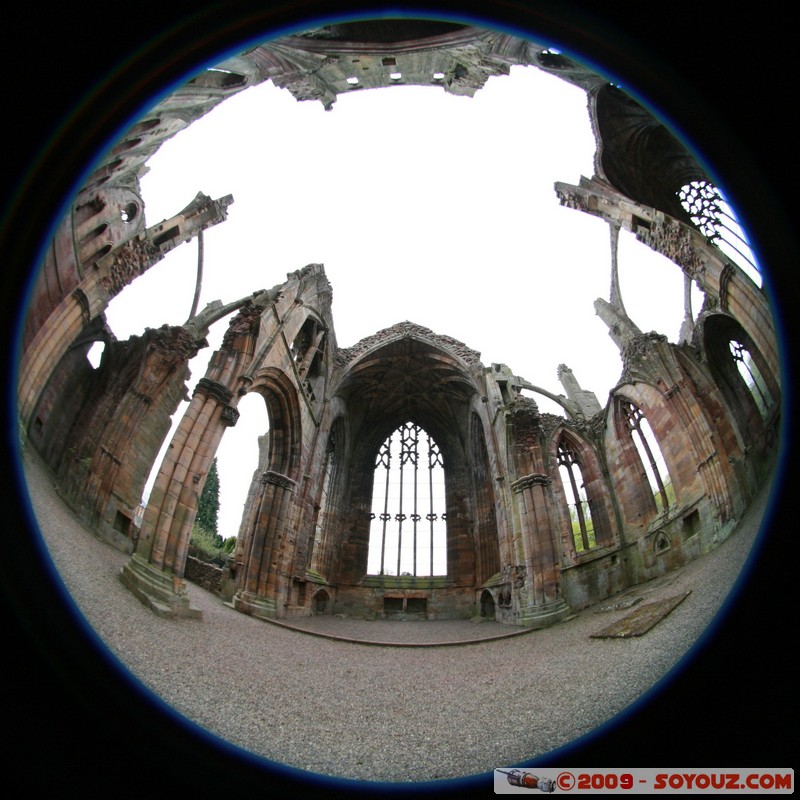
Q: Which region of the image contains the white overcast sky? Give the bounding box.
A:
[105,63,707,538]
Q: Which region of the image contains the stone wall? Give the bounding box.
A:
[185,556,224,596]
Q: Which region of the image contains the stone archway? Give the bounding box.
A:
[480,589,496,618]
[120,266,333,618]
[312,323,505,620]
[233,368,304,620]
[313,589,330,614]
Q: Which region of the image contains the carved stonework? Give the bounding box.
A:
[179,191,235,229]
[635,216,708,282]
[98,237,161,298]
[555,185,591,213]
[336,321,481,367]
[220,405,240,427]
[501,564,527,588]
[572,409,607,441]
[539,412,565,442]
[194,378,233,405]
[448,55,509,95]
[511,474,552,493]
[261,471,296,491]
[620,331,668,384]
[221,301,265,349]
[72,288,91,325]
[146,324,202,364]
[506,395,541,448]
[719,264,734,311]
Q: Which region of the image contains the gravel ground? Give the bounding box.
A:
[22,447,771,786]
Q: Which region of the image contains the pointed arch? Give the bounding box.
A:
[249,366,303,480]
[551,427,616,556]
[233,366,304,613]
[556,436,596,551]
[366,421,447,577]
[702,312,780,467]
[613,395,674,516]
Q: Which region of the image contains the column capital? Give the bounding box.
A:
[193,377,233,404]
[511,473,551,493]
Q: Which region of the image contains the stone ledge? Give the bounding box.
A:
[120,553,202,620]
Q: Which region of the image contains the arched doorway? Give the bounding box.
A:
[480,589,496,618]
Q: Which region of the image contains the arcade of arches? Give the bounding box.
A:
[19,20,780,626]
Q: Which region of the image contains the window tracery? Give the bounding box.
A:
[367,421,446,576]
[556,438,596,552]
[678,179,759,283]
[619,400,673,513]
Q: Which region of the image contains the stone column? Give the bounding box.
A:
[120,376,239,618]
[510,473,570,627]
[233,470,297,619]
[57,325,199,550]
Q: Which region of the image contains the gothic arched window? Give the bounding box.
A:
[619,400,673,513]
[556,438,596,552]
[367,422,446,577]
[729,339,772,418]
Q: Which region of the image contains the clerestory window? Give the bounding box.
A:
[556,438,596,552]
[729,339,772,418]
[367,422,446,576]
[620,400,674,513]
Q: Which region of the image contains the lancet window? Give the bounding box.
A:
[367,422,446,577]
[619,400,673,513]
[556,438,596,552]
[729,339,772,418]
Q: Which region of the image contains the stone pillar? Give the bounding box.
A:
[233,470,297,619]
[510,473,570,627]
[557,364,602,417]
[56,325,199,551]
[121,376,239,618]
[678,273,695,345]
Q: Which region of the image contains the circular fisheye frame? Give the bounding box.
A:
[3,3,793,796]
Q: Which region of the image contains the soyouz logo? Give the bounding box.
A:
[492,768,794,793]
[495,769,556,792]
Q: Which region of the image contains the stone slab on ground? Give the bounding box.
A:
[590,591,691,639]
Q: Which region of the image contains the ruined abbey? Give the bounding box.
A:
[19,20,780,628]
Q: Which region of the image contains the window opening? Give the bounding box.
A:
[557,439,596,552]
[729,340,772,417]
[678,180,760,285]
[368,422,446,576]
[620,401,673,513]
[120,202,138,223]
[86,341,105,369]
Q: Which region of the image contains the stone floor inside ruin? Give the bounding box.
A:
[22,446,774,785]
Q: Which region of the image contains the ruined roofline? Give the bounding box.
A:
[335,320,482,368]
[279,23,498,56]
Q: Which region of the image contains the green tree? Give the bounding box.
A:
[196,457,221,545]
